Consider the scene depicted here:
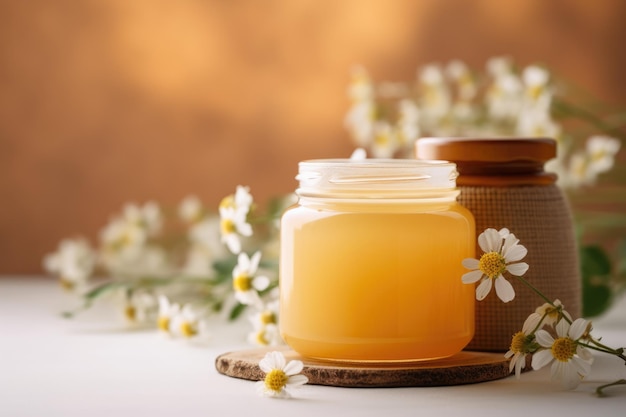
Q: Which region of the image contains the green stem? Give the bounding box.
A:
[552,98,625,137]
[515,275,553,305]
[596,379,626,397]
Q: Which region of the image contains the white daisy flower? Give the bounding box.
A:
[461,228,529,303]
[486,56,514,78]
[232,251,269,307]
[43,238,95,291]
[371,121,399,158]
[344,100,376,147]
[219,205,253,254]
[248,323,283,347]
[256,351,308,398]
[178,195,204,223]
[505,313,540,378]
[521,65,551,105]
[157,295,180,335]
[532,318,594,389]
[220,185,254,214]
[534,299,572,328]
[171,304,207,339]
[124,291,157,324]
[486,72,523,121]
[585,135,621,175]
[247,300,282,346]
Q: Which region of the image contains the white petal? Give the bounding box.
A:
[286,374,309,387]
[577,346,594,363]
[225,234,241,254]
[501,234,519,256]
[478,228,502,253]
[237,221,253,237]
[249,251,262,273]
[506,262,529,276]
[531,349,554,370]
[259,357,275,373]
[570,356,592,377]
[522,312,541,333]
[461,270,484,284]
[503,244,527,263]
[535,330,555,348]
[253,275,270,292]
[476,278,493,300]
[498,228,510,238]
[462,258,480,269]
[495,276,515,302]
[555,319,570,338]
[237,252,251,270]
[283,359,304,376]
[568,318,588,340]
[514,355,526,378]
[270,351,286,370]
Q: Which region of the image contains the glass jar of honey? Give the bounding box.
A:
[279,159,475,362]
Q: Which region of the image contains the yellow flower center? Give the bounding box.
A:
[124,305,137,322]
[233,274,252,292]
[221,218,236,235]
[59,277,75,291]
[158,316,170,332]
[551,337,577,362]
[374,132,390,146]
[255,329,269,346]
[219,195,235,210]
[510,331,526,354]
[264,369,288,392]
[479,251,507,279]
[180,321,197,338]
[260,311,276,325]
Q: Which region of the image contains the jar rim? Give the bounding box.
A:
[296,158,459,200]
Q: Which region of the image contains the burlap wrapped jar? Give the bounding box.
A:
[416,137,581,352]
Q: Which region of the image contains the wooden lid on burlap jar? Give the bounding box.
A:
[416,137,581,352]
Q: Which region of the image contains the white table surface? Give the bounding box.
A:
[1,276,625,417]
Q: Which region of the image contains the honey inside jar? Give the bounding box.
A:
[279,159,475,362]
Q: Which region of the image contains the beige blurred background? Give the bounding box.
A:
[1,0,625,274]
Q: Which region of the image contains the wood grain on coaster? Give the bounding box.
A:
[215,346,511,388]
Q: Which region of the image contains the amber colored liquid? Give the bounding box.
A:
[280,201,475,362]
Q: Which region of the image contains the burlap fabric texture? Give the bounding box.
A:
[459,184,581,352]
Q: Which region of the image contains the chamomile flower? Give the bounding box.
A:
[178,195,204,224]
[532,318,594,389]
[172,304,206,338]
[461,228,529,303]
[534,299,572,328]
[371,121,399,158]
[43,238,95,291]
[248,300,282,346]
[157,295,180,335]
[256,351,308,398]
[585,135,621,175]
[124,291,157,325]
[505,313,540,378]
[232,251,269,307]
[219,205,253,254]
[248,323,282,347]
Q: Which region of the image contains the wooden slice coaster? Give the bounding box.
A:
[215,346,512,388]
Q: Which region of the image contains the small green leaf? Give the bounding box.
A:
[580,245,613,317]
[213,258,237,275]
[582,281,612,318]
[228,302,247,321]
[580,245,611,279]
